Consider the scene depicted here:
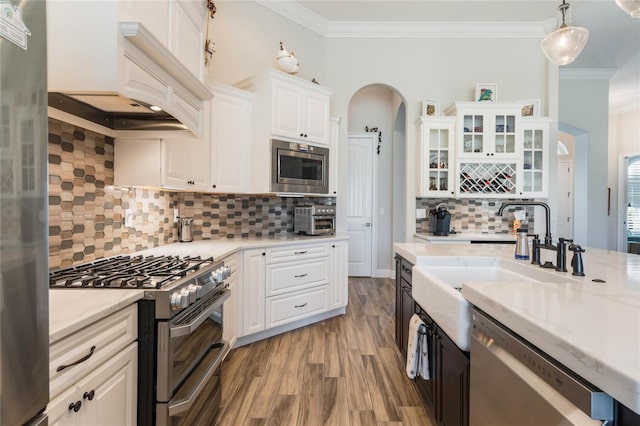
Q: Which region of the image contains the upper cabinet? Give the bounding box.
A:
[209,83,253,193]
[235,69,333,193]
[450,102,521,159]
[47,0,212,137]
[114,132,210,191]
[238,69,332,146]
[416,116,456,197]
[418,102,550,199]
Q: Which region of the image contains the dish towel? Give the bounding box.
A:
[406,314,430,380]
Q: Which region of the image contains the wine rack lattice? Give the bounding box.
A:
[459,163,517,194]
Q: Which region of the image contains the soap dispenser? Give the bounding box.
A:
[515,228,530,260]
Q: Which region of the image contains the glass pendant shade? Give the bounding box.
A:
[541,1,589,65]
[615,0,640,17]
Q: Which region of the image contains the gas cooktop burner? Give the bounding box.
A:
[49,255,214,289]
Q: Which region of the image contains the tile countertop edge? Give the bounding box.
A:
[49,289,144,344]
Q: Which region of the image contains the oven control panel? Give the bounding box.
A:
[169,265,230,311]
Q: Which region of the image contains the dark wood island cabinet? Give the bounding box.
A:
[395,254,469,426]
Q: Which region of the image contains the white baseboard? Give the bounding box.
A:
[374,269,393,278]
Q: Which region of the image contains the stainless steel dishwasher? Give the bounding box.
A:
[470,308,614,426]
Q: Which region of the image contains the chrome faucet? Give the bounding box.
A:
[497,201,568,272]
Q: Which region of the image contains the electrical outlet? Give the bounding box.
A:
[416,208,427,219]
[173,209,179,223]
[124,209,134,227]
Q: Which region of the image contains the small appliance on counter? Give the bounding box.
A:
[429,204,452,236]
[294,205,336,235]
[177,217,194,242]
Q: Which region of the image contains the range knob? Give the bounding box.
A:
[170,291,189,311]
[222,266,231,279]
[185,285,199,303]
[213,268,224,283]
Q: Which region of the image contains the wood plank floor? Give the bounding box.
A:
[214,277,434,426]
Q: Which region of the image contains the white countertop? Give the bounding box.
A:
[49,234,348,343]
[49,289,144,344]
[414,232,516,243]
[394,241,640,414]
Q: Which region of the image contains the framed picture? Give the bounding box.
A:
[475,83,498,102]
[519,99,540,117]
[422,98,440,116]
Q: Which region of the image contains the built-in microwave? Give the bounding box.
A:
[271,139,329,194]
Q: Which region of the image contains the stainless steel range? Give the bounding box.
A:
[49,254,231,426]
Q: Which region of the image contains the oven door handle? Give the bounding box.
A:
[168,341,230,417]
[170,290,230,338]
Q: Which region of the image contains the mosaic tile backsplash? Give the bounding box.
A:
[415,198,534,234]
[48,119,334,269]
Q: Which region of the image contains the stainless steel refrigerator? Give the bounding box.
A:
[0,0,49,424]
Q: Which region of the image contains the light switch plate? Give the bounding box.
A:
[416,208,427,219]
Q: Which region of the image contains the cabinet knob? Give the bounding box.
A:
[212,184,217,189]
[300,133,304,137]
[69,401,82,412]
[304,134,308,138]
[83,390,95,401]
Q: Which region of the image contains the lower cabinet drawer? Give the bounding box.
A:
[266,258,330,296]
[49,304,138,400]
[266,286,329,328]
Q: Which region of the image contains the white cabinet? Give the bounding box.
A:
[239,240,348,340]
[264,243,330,329]
[114,134,209,191]
[47,343,137,426]
[329,241,348,309]
[329,116,340,196]
[47,1,212,137]
[235,69,333,193]
[271,75,331,145]
[209,83,253,193]
[448,102,531,198]
[221,252,241,348]
[241,248,266,336]
[47,305,138,426]
[162,136,209,191]
[520,118,551,198]
[416,116,456,197]
[452,102,521,159]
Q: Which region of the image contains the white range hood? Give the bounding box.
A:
[48,7,212,137]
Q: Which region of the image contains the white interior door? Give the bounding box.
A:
[347,134,374,276]
[556,160,574,240]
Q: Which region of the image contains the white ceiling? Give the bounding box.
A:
[262,0,640,112]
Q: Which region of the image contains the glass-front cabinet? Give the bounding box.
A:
[520,118,551,198]
[453,102,521,159]
[416,116,455,197]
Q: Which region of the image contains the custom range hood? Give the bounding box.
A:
[47,16,212,136]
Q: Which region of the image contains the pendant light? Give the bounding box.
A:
[541,0,589,66]
[615,0,640,18]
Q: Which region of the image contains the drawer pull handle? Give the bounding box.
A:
[68,401,82,412]
[294,250,308,255]
[294,302,308,308]
[294,273,308,278]
[83,390,95,401]
[57,345,96,372]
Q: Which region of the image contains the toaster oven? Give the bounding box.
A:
[294,205,336,235]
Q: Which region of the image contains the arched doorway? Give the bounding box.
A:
[346,84,406,277]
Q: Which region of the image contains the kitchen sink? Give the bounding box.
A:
[412,256,578,351]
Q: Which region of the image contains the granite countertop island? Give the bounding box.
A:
[394,241,640,415]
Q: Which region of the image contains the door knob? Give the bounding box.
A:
[365,222,371,227]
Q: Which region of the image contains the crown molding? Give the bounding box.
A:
[254,0,328,35]
[559,68,617,80]
[253,1,545,38]
[325,21,545,38]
